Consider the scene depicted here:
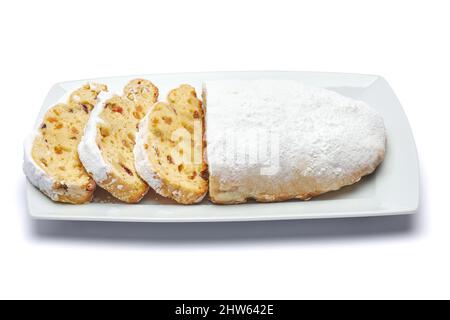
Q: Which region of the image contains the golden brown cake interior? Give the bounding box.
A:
[31,83,107,203]
[146,85,208,204]
[94,79,158,203]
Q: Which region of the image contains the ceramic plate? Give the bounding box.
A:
[26,71,419,222]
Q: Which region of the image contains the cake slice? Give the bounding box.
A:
[78,79,158,203]
[23,83,107,204]
[134,85,208,204]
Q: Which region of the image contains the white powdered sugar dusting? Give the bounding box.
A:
[23,132,59,201]
[78,91,115,182]
[205,79,386,185]
[134,111,165,195]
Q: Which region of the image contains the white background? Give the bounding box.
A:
[0,0,448,299]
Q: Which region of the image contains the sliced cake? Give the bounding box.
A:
[23,83,107,204]
[204,79,386,204]
[78,79,158,203]
[134,85,208,204]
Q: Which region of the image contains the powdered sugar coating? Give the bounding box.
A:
[205,79,386,197]
[23,132,59,200]
[78,91,115,182]
[134,110,165,195]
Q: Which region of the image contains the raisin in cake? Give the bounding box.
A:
[23,83,107,204]
[78,79,158,203]
[204,79,386,204]
[134,85,208,204]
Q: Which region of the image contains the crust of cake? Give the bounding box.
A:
[23,83,106,204]
[208,150,385,204]
[134,85,208,204]
[78,79,158,203]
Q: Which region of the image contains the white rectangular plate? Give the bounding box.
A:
[26,71,419,222]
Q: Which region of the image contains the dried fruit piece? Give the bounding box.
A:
[121,164,133,176]
[111,104,123,113]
